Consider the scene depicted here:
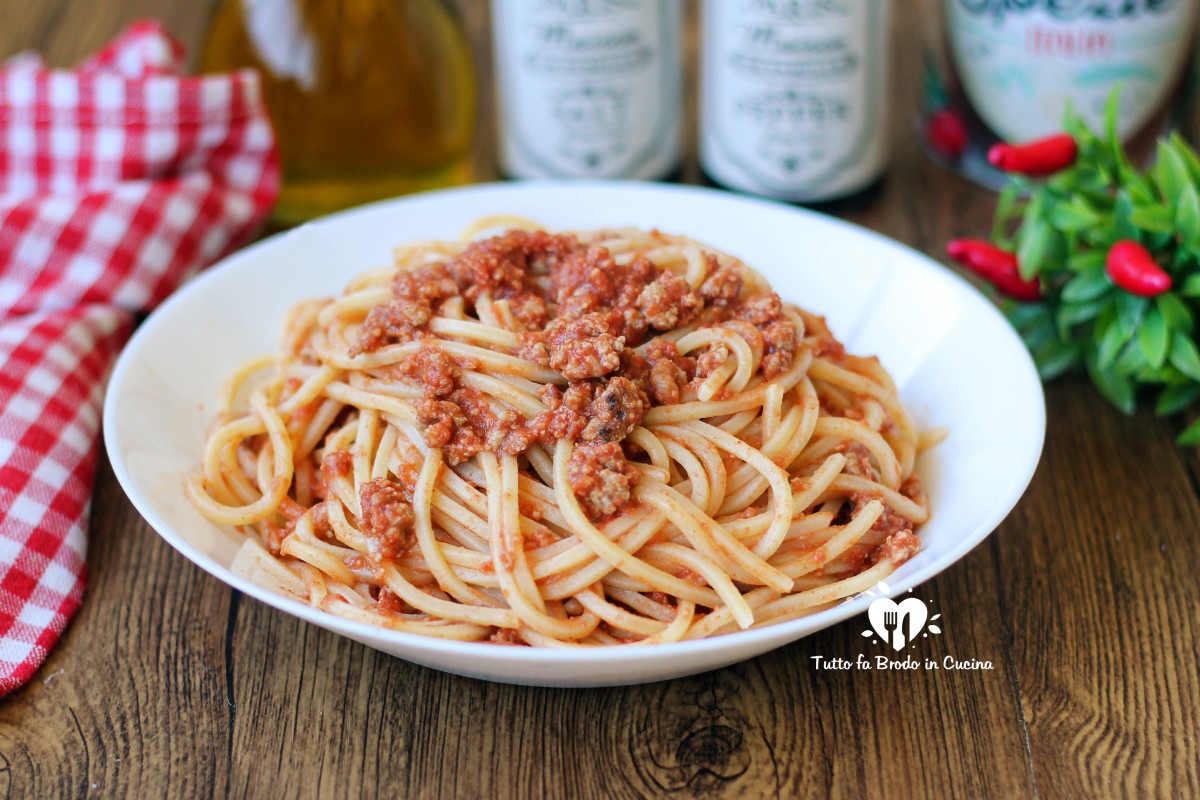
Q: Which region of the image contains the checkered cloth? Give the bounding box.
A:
[0,21,279,697]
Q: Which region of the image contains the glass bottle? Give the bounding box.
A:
[491,0,683,180]
[699,0,893,204]
[920,0,1199,188]
[201,0,477,224]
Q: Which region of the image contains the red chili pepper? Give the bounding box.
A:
[926,109,968,159]
[946,239,1042,301]
[1106,240,1171,297]
[987,134,1078,176]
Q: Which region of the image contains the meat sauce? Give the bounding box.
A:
[350,230,800,521]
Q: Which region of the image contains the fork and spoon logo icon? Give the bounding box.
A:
[865,594,941,651]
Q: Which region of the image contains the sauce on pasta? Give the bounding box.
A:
[186,222,934,646]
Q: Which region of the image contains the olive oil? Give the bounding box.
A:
[201,0,476,223]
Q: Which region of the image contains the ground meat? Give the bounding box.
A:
[543,311,626,380]
[552,245,642,319]
[375,586,406,614]
[900,474,923,500]
[647,359,685,405]
[320,450,353,496]
[414,397,487,465]
[517,332,552,367]
[443,229,577,328]
[838,443,878,480]
[636,269,702,331]
[310,502,331,538]
[523,523,558,549]
[645,338,694,376]
[351,263,462,356]
[530,383,593,442]
[414,399,463,448]
[738,292,783,325]
[567,441,640,520]
[761,319,797,379]
[358,478,415,562]
[877,529,920,565]
[397,343,459,398]
[582,376,650,442]
[695,344,730,379]
[853,493,916,543]
[488,628,525,646]
[872,505,915,538]
[698,259,743,307]
[352,230,804,462]
[453,389,521,451]
[811,334,846,360]
[351,299,432,355]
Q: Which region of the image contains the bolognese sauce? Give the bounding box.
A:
[350,230,800,521]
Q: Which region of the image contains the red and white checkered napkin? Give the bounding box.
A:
[0,21,280,697]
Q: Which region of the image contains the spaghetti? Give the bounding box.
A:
[187,221,936,646]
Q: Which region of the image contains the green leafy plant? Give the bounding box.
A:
[949,94,1200,444]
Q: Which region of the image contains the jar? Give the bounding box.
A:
[201,0,477,223]
[699,0,893,204]
[921,0,1199,188]
[491,0,683,180]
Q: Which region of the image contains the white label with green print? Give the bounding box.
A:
[492,0,682,180]
[700,0,891,202]
[945,0,1196,143]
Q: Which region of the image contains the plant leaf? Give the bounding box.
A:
[1170,131,1200,184]
[1115,339,1147,376]
[1057,297,1110,334]
[1006,301,1050,330]
[1035,337,1083,380]
[1017,219,1053,280]
[1067,251,1107,274]
[1052,200,1100,232]
[1182,273,1200,299]
[1116,293,1148,338]
[1114,191,1138,241]
[1176,417,1200,448]
[1130,204,1175,234]
[1158,293,1193,332]
[1095,311,1128,370]
[1061,269,1112,303]
[1177,417,1200,446]
[1178,184,1200,246]
[1156,382,1200,417]
[1138,307,1169,369]
[1156,140,1191,203]
[1087,354,1136,414]
[1169,333,1200,382]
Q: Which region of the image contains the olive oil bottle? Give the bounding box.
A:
[202,0,477,223]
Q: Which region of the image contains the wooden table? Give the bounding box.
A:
[2,3,1197,798]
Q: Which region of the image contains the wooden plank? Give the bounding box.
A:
[0,0,66,61]
[999,380,1200,797]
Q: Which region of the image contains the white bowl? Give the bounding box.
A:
[104,181,1045,687]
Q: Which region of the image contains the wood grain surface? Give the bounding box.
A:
[1,2,1198,798]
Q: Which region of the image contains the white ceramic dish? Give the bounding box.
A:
[104,181,1045,687]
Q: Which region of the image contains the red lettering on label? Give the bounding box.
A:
[1025,26,1113,58]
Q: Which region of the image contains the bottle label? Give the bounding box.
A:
[945,0,1197,142]
[701,0,891,201]
[493,0,681,180]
